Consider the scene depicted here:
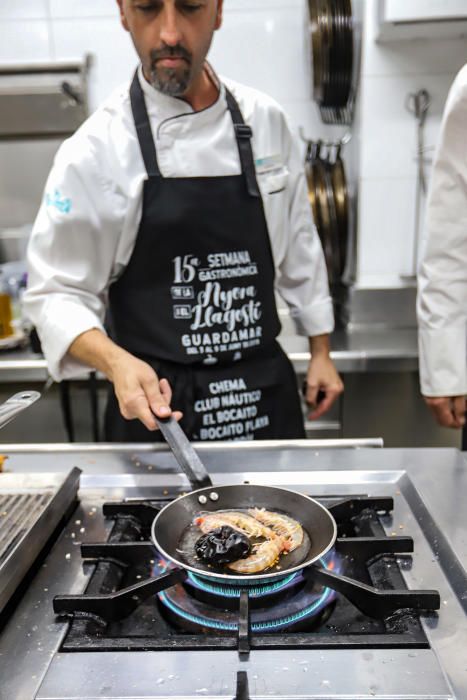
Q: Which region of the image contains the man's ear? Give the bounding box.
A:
[116,0,130,32]
[215,0,223,30]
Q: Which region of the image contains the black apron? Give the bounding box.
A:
[105,71,305,442]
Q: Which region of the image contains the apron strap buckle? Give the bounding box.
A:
[235,124,253,140]
[233,123,259,198]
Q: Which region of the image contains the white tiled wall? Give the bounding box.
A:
[0,20,51,63]
[355,1,467,288]
[0,0,352,231]
[0,1,49,20]
[0,0,343,142]
[2,0,465,288]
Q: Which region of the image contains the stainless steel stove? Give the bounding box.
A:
[0,441,466,699]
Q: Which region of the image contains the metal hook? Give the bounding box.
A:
[299,126,351,148]
[299,126,314,144]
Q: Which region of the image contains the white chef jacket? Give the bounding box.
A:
[24,65,334,381]
[417,64,467,397]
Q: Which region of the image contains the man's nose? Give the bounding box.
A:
[159,7,183,47]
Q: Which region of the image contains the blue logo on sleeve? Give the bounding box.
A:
[45,189,72,214]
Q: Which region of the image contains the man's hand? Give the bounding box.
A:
[304,335,344,420]
[68,329,182,431]
[424,395,466,429]
[109,353,183,431]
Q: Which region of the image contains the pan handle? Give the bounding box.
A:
[157,416,212,490]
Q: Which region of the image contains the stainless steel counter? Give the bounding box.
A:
[0,442,465,699]
[2,441,465,590]
[0,327,419,382]
[285,327,418,373]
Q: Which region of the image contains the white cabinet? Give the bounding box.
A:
[377,0,467,41]
[384,0,467,23]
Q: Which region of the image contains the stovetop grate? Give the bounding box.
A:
[54,496,441,655]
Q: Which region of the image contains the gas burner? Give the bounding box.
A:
[156,553,341,633]
[187,569,302,598]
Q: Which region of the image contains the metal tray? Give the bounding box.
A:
[0,468,81,613]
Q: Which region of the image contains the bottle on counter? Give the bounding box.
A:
[0,271,13,339]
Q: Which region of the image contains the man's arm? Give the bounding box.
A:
[69,329,182,430]
[24,130,124,382]
[303,334,344,420]
[272,109,343,418]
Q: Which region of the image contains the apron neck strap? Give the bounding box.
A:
[130,70,161,177]
[224,86,260,198]
[130,70,261,197]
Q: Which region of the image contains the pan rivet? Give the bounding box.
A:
[209,492,219,502]
[198,495,208,505]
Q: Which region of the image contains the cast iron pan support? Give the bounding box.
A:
[235,671,250,700]
[53,568,187,623]
[335,536,414,561]
[304,567,440,618]
[158,416,212,489]
[328,497,394,520]
[238,590,250,656]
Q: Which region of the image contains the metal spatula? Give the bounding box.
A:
[0,391,40,430]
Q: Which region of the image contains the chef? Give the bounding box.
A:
[24,0,343,442]
[417,64,467,437]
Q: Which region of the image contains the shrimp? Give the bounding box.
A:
[248,508,304,553]
[216,512,279,541]
[194,511,279,542]
[227,538,283,574]
[193,513,244,535]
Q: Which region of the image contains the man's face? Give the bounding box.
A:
[117,0,223,97]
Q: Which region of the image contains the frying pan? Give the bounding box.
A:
[151,417,337,585]
[329,143,349,276]
[305,143,318,224]
[313,150,341,285]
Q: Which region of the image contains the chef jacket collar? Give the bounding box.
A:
[137,62,226,127]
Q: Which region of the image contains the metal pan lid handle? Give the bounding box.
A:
[157,416,212,490]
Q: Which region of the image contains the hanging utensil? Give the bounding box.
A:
[329,135,351,276]
[304,140,320,225]
[309,0,355,124]
[406,89,431,195]
[403,89,431,279]
[301,129,352,287]
[314,143,341,287]
[309,0,329,106]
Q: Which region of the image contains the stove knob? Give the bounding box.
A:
[209,492,219,502]
[198,494,208,505]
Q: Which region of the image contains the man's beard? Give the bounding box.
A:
[148,45,193,97]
